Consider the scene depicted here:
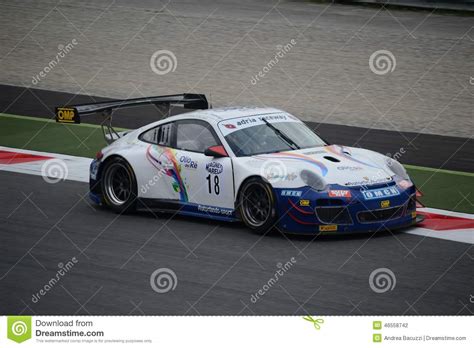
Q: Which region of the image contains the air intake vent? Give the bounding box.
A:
[323,156,340,163]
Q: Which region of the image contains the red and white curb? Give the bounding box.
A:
[0,146,90,182]
[1,146,473,244]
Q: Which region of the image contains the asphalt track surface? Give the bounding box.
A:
[0,0,473,137]
[0,170,473,316]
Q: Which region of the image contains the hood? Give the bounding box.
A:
[249,145,394,187]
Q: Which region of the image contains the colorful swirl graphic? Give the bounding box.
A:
[146,145,188,202]
[325,145,379,169]
[256,152,328,177]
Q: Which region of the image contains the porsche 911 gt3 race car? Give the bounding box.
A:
[56,94,419,234]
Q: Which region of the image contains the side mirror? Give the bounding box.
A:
[204,145,228,158]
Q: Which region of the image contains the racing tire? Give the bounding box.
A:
[238,177,278,234]
[101,157,138,214]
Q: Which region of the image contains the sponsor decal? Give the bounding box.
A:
[224,124,236,129]
[345,177,392,186]
[299,199,310,207]
[302,150,325,155]
[411,211,417,219]
[328,190,351,198]
[197,204,233,216]
[179,155,198,170]
[56,107,77,123]
[266,172,297,181]
[237,117,259,126]
[362,186,400,200]
[381,200,390,208]
[337,166,363,171]
[319,224,338,232]
[281,190,302,197]
[206,161,223,174]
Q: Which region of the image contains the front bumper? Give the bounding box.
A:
[276,183,417,234]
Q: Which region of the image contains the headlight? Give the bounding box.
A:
[300,169,327,191]
[385,157,408,180]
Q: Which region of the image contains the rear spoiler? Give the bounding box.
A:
[55,93,208,143]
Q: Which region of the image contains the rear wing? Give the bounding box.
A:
[55,93,208,144]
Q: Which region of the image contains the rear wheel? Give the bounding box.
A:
[101,158,137,213]
[238,178,277,234]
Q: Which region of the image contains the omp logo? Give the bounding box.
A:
[56,108,75,123]
[7,316,32,343]
[299,199,310,207]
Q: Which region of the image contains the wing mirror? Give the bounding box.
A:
[204,145,228,158]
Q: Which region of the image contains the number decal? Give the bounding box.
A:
[214,175,220,195]
[206,174,220,195]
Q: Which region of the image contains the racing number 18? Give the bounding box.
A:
[206,174,220,195]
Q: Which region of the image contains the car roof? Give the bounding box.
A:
[166,106,289,124]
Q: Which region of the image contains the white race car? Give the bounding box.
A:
[56,94,419,234]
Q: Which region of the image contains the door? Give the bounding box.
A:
[173,119,234,212]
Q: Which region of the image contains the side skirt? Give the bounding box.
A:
[136,198,238,222]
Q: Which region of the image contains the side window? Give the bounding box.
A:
[175,120,220,153]
[139,123,173,146]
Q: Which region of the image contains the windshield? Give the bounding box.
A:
[224,121,326,156]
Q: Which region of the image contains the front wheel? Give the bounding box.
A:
[238,178,277,234]
[101,158,137,213]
